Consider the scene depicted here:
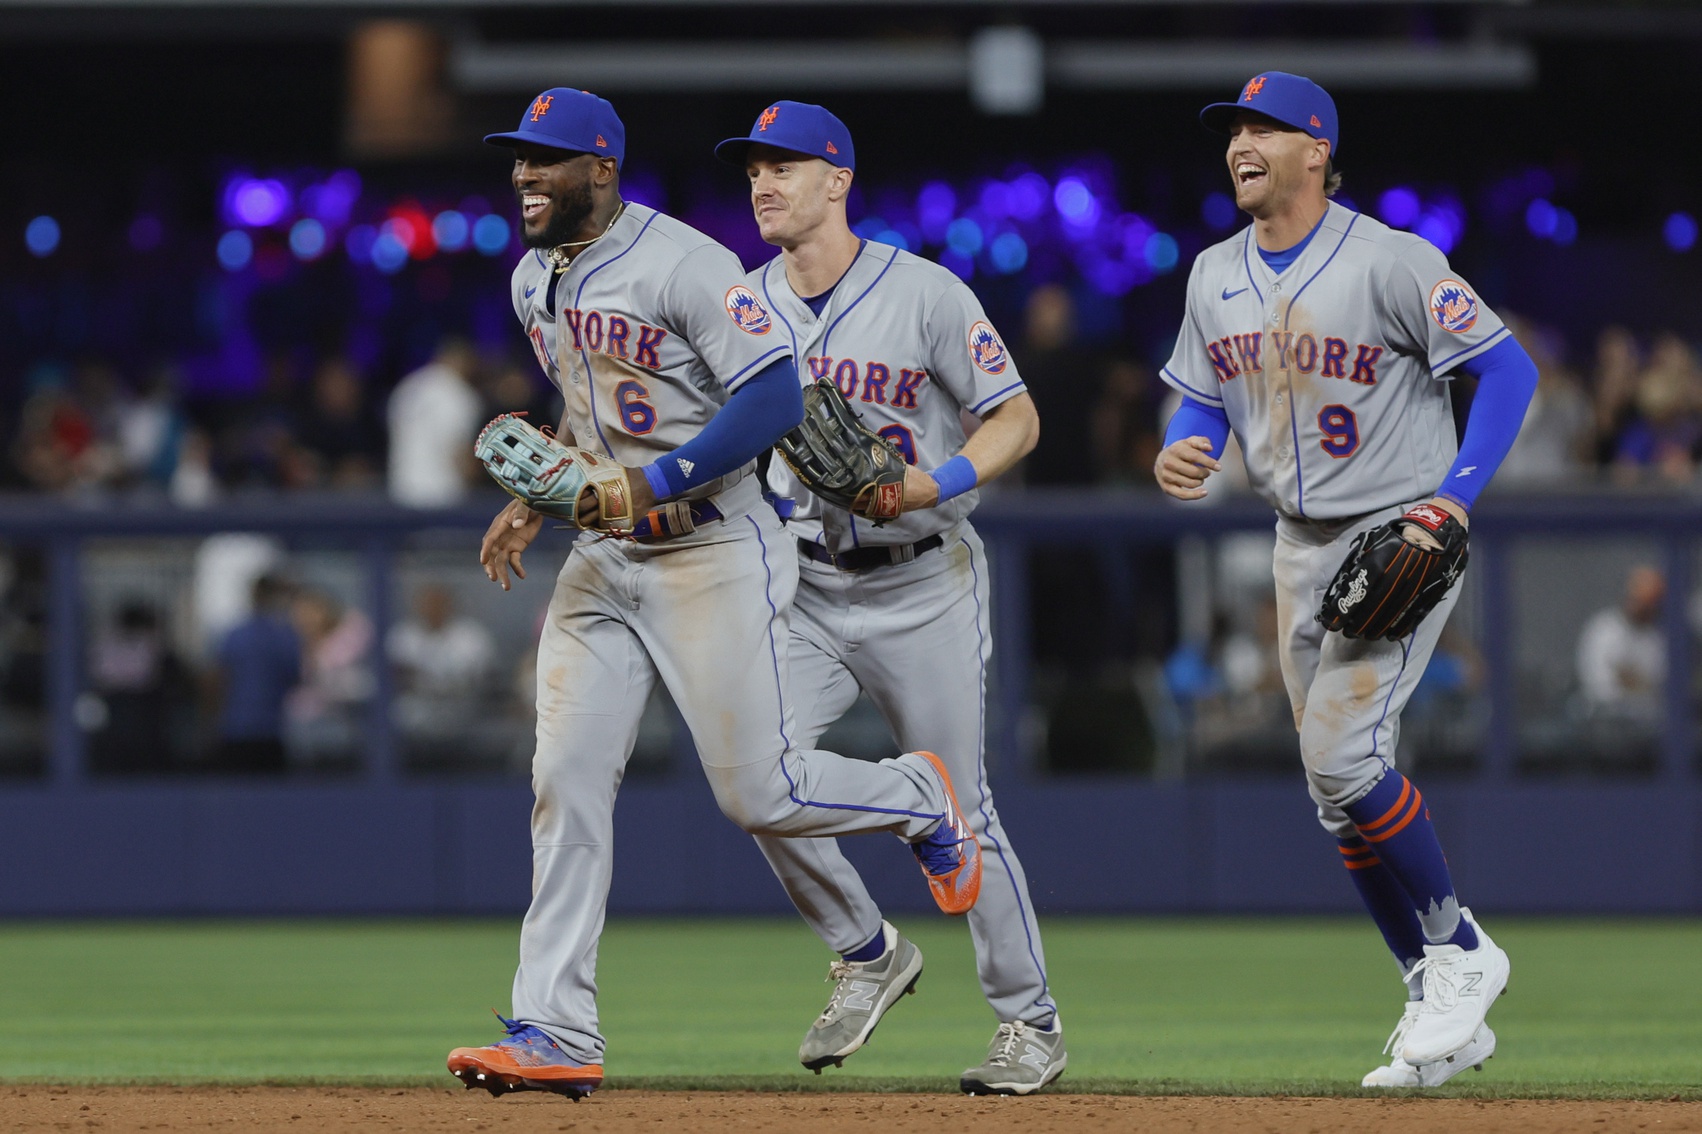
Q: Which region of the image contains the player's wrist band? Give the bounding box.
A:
[641,462,672,501]
[929,455,978,504]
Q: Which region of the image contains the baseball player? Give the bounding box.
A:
[446,88,986,1100]
[1154,73,1537,1087]
[714,102,1064,1095]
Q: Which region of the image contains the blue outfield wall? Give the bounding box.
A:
[1,778,1696,917]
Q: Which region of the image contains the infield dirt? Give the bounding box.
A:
[5,1088,1700,1133]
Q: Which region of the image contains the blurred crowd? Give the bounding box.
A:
[5,287,1702,501]
[1,337,555,506]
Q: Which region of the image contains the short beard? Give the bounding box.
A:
[521,179,595,250]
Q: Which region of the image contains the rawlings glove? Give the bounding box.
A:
[474,413,636,534]
[1316,502,1469,641]
[776,379,908,525]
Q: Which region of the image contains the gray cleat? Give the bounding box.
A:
[960,1015,1067,1095]
[798,921,923,1072]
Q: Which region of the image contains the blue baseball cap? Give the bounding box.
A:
[1200,72,1339,156]
[485,88,625,165]
[715,101,855,171]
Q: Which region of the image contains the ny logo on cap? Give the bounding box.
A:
[1242,76,1266,101]
[758,106,779,131]
[530,95,554,121]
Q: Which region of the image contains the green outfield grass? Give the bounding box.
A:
[0,917,1696,1097]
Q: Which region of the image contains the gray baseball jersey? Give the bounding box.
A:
[744,242,1054,1028]
[499,203,969,1065]
[751,242,1027,550]
[1160,201,1509,521]
[511,201,789,498]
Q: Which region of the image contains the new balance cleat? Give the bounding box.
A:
[447,1012,602,1099]
[960,1016,1067,1095]
[1363,1001,1496,1087]
[799,921,924,1072]
[906,751,982,916]
[1401,909,1510,1065]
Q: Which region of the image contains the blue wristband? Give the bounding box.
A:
[929,455,978,504]
[640,462,671,501]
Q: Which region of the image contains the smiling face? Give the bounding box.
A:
[510,143,612,248]
[745,143,852,248]
[1225,111,1330,219]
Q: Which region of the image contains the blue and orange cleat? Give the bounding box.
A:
[447,1011,603,1099]
[908,751,982,916]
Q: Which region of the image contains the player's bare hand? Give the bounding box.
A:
[480,499,543,591]
[1154,436,1221,500]
[576,468,656,529]
[898,464,940,513]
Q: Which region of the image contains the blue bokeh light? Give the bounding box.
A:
[871,229,909,251]
[979,181,1013,220]
[1144,232,1180,273]
[370,232,409,274]
[231,179,291,227]
[989,231,1028,274]
[945,217,984,256]
[1551,207,1578,246]
[345,224,377,265]
[1378,187,1421,229]
[299,171,361,226]
[216,229,253,271]
[1525,198,1558,239]
[851,216,888,241]
[1054,178,1099,227]
[1664,212,1698,252]
[1201,192,1236,231]
[433,210,471,253]
[917,183,956,242]
[289,218,327,261]
[1415,210,1457,254]
[472,214,511,256]
[1008,173,1049,221]
[25,215,60,257]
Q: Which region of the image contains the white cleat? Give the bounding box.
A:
[1363,1002,1497,1087]
[1401,908,1510,1065]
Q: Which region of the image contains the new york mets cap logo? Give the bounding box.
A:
[1242,75,1267,101]
[968,321,1008,374]
[757,106,779,132]
[530,95,554,121]
[725,285,772,335]
[1429,279,1479,334]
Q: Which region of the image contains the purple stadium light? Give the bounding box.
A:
[918,182,956,242]
[1201,191,1236,231]
[1007,173,1048,221]
[939,249,974,280]
[1414,211,1456,254]
[229,178,291,227]
[1054,177,1100,229]
[1377,187,1421,230]
[345,224,377,265]
[1664,212,1698,252]
[979,180,1014,220]
[299,171,361,227]
[989,231,1028,274]
[1525,198,1559,239]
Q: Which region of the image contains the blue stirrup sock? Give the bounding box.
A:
[1338,836,1428,996]
[1341,771,1479,951]
[841,929,887,964]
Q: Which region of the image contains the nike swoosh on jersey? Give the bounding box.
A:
[1221,287,1248,300]
[524,285,538,298]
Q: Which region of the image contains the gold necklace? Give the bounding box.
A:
[549,201,626,271]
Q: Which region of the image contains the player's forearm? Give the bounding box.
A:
[933,393,1038,500]
[639,356,804,500]
[1163,395,1232,456]
[1435,337,1539,512]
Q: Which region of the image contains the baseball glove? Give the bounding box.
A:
[474,413,636,534]
[1316,502,1469,641]
[776,379,907,525]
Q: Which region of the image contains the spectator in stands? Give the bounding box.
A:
[1576,564,1667,720]
[388,582,497,767]
[208,573,301,773]
[481,354,558,426]
[387,337,484,507]
[116,364,189,494]
[1592,326,1642,466]
[87,599,191,775]
[1611,335,1702,483]
[1018,284,1099,485]
[297,356,381,490]
[11,363,119,494]
[1497,314,1593,486]
[285,588,373,768]
[1092,360,1164,485]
